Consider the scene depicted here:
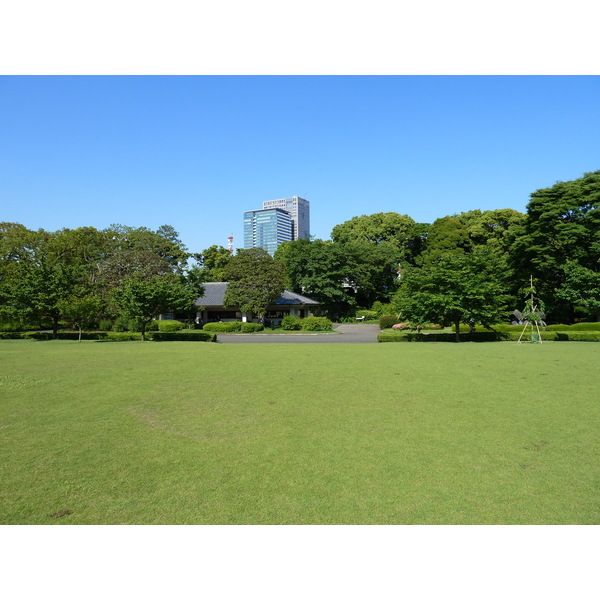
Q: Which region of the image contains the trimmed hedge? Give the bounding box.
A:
[281,315,302,330]
[378,331,600,343]
[150,331,216,342]
[202,322,243,332]
[300,316,333,331]
[546,322,600,331]
[0,331,216,342]
[157,320,185,332]
[240,322,264,333]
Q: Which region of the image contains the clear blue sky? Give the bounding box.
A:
[1,75,599,254]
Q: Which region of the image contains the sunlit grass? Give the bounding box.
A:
[1,340,598,524]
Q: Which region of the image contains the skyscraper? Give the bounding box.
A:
[262,196,310,241]
[243,208,293,256]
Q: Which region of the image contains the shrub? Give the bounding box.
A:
[149,331,216,342]
[113,315,130,332]
[203,322,243,332]
[569,322,600,331]
[300,316,333,331]
[157,320,185,332]
[355,309,378,321]
[241,322,264,333]
[281,315,302,330]
[379,316,400,330]
[371,301,394,318]
[98,319,113,331]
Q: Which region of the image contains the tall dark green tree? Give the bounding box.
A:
[510,170,600,321]
[393,247,509,341]
[331,212,428,265]
[222,248,286,321]
[275,238,358,319]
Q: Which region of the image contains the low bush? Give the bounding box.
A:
[545,324,571,331]
[203,321,242,332]
[157,320,185,332]
[98,319,114,332]
[300,316,333,331]
[240,323,264,333]
[281,315,302,330]
[113,316,130,332]
[150,331,216,342]
[379,316,400,330]
[568,322,600,331]
[354,309,378,321]
[557,332,600,341]
[371,301,394,318]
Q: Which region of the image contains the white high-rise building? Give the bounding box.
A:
[262,196,310,241]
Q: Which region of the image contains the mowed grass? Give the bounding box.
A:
[1,339,598,524]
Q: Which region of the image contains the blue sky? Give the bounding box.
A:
[1,75,599,254]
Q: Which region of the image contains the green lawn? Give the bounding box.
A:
[1,339,598,524]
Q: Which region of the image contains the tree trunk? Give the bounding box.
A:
[78,325,82,342]
[454,316,461,343]
[52,315,59,340]
[141,323,146,342]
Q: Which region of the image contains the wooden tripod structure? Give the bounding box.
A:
[517,276,544,344]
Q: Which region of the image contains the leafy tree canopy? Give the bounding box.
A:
[222,248,286,318]
[393,247,509,341]
[112,274,199,340]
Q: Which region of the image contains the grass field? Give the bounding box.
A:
[1,339,598,524]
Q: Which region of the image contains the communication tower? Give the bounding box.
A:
[227,235,234,253]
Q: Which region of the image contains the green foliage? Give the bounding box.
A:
[98,319,114,331]
[379,316,400,330]
[569,321,600,330]
[546,322,600,331]
[394,247,509,341]
[202,321,243,332]
[150,331,216,342]
[378,332,509,342]
[112,274,198,340]
[240,322,264,333]
[299,316,333,331]
[113,316,130,332]
[281,315,302,330]
[157,320,185,332]
[275,238,357,319]
[510,170,600,319]
[354,309,378,320]
[223,248,286,318]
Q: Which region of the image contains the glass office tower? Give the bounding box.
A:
[243,208,293,256]
[262,196,310,241]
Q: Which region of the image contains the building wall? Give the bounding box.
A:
[262,196,310,241]
[243,207,293,255]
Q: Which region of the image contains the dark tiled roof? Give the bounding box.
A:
[195,282,319,307]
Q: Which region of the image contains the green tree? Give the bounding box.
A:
[393,248,509,342]
[192,245,233,282]
[556,261,600,317]
[8,258,84,338]
[112,274,200,341]
[58,291,104,341]
[331,212,427,265]
[275,238,358,319]
[510,170,600,321]
[222,248,286,321]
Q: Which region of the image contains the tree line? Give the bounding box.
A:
[1,170,598,335]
